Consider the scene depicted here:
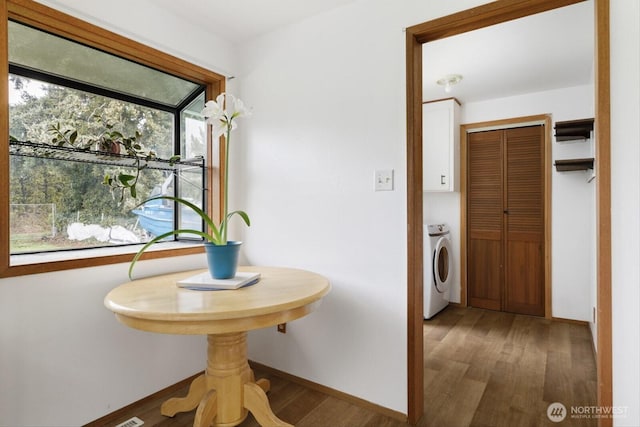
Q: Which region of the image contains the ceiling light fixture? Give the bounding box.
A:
[436,74,463,93]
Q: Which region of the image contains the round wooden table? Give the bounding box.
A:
[104,266,331,427]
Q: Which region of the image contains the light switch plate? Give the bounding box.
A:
[375,169,394,191]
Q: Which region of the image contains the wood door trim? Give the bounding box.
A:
[460,115,551,320]
[595,0,612,420]
[405,27,424,425]
[405,0,611,424]
[409,0,587,44]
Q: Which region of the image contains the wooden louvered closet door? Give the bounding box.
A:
[467,125,545,316]
[467,130,503,311]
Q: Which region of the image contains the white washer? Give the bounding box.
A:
[424,223,453,319]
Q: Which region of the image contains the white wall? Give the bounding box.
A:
[233,0,489,415]
[236,1,411,411]
[2,0,637,425]
[610,1,640,425]
[0,255,209,426]
[425,85,595,320]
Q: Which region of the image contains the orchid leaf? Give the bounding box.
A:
[135,195,222,243]
[128,228,218,278]
[226,210,251,226]
[219,210,251,245]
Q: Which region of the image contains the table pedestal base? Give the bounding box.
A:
[160,332,292,427]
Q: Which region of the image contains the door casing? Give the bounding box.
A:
[405,1,611,424]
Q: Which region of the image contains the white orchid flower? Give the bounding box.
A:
[202,94,224,119]
[202,94,227,139]
[230,96,251,119]
[201,93,251,140]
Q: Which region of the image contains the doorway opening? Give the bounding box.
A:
[405,0,611,424]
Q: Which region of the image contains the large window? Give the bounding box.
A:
[1,1,225,276]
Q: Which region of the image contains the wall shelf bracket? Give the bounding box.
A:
[554,157,594,172]
[554,118,594,141]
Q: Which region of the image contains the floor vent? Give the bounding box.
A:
[115,417,144,427]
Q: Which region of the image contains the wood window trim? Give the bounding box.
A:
[0,0,226,278]
[405,0,611,425]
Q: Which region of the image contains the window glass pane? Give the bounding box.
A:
[8,21,200,107]
[181,92,206,159]
[178,93,206,234]
[9,74,176,253]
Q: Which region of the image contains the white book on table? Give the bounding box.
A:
[176,271,260,290]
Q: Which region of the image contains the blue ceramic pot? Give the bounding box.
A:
[204,241,242,279]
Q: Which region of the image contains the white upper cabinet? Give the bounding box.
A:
[422,98,461,192]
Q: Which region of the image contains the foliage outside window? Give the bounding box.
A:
[7,21,207,256]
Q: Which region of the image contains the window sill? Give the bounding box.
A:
[3,241,205,278]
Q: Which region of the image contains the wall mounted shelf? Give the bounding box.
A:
[554,118,594,141]
[554,158,594,172]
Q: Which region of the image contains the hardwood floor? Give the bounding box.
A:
[93,366,407,427]
[94,307,596,427]
[424,306,597,427]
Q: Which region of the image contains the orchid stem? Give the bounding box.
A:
[222,127,230,245]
